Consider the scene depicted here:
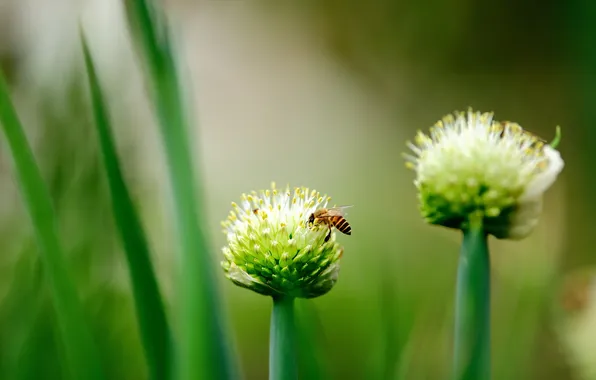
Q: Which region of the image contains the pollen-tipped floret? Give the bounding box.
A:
[404,108,564,239]
[221,183,345,298]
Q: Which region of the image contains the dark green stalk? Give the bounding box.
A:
[270,296,297,380]
[122,1,234,379]
[453,220,490,380]
[81,35,172,380]
[0,71,104,379]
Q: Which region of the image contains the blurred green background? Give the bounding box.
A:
[0,0,594,379]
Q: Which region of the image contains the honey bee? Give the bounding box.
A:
[252,208,259,214]
[307,206,352,242]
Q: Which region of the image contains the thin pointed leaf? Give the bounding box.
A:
[81,34,172,380]
[0,70,104,380]
[121,1,235,379]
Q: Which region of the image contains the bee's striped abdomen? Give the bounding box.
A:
[330,216,352,235]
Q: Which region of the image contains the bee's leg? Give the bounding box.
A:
[324,225,332,242]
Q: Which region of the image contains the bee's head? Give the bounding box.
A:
[307,213,315,225]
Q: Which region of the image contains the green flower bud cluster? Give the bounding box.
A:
[221,183,345,298]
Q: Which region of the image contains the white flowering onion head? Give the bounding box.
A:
[221,183,345,298]
[404,108,564,239]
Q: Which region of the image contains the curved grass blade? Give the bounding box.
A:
[0,70,104,379]
[121,1,235,379]
[81,34,172,380]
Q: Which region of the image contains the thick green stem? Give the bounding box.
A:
[453,222,491,380]
[270,296,297,380]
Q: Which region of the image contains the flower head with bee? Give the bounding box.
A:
[221,183,350,298]
[404,108,564,239]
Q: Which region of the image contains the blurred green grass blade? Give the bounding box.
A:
[379,266,414,380]
[0,71,104,380]
[295,300,331,380]
[81,34,172,380]
[1,248,44,379]
[122,1,235,379]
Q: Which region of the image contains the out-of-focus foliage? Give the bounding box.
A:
[0,79,146,379]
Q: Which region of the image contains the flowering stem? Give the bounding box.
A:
[453,220,491,380]
[270,295,297,380]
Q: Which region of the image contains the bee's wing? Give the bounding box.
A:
[326,205,353,216]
